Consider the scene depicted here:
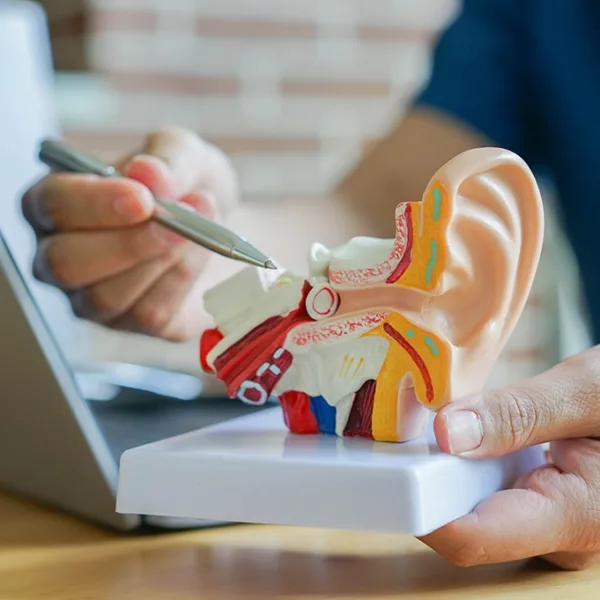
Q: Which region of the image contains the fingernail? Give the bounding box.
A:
[113,186,154,218]
[443,410,483,455]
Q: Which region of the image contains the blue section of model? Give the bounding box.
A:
[310,396,336,435]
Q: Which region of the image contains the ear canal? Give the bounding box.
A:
[427,148,544,387]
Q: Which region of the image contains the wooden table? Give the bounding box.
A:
[0,492,598,599]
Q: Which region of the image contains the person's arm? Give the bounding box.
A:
[417,0,528,148]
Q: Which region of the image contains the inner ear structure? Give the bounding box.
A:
[199,148,544,443]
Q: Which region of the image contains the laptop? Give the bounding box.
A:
[0,0,261,531]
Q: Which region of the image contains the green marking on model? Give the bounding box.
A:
[424,336,439,356]
[424,240,438,285]
[432,187,442,221]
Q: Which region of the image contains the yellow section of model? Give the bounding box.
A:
[398,180,452,292]
[362,311,450,442]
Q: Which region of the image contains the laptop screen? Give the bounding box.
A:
[0,1,80,356]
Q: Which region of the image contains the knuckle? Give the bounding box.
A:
[33,238,72,288]
[520,465,563,498]
[121,225,161,261]
[21,179,56,232]
[576,360,600,414]
[560,349,600,424]
[495,389,541,449]
[539,472,600,554]
[528,474,595,555]
[129,302,174,336]
[519,466,557,497]
[44,244,70,287]
[169,257,200,285]
[82,287,124,320]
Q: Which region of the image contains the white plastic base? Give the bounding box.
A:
[116,407,545,536]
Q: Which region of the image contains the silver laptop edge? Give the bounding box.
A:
[0,227,141,529]
[0,0,238,532]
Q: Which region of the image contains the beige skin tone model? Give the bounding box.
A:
[21,107,600,569]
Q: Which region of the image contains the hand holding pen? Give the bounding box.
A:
[38,139,275,270]
[21,128,273,340]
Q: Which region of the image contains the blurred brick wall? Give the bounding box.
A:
[34,0,566,385]
[37,0,459,202]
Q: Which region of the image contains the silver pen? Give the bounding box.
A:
[38,139,277,270]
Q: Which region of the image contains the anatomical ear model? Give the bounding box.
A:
[199,148,544,443]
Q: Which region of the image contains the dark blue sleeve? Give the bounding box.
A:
[415,0,527,154]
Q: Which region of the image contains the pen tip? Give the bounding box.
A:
[265,259,278,270]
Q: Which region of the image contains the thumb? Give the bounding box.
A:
[434,346,600,458]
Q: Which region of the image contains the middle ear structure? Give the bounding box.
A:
[199,147,545,443]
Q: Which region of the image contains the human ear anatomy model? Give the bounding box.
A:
[199,148,544,443]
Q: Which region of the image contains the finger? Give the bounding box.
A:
[116,127,239,214]
[21,173,155,234]
[539,439,600,569]
[419,479,571,566]
[104,191,215,339]
[123,159,218,219]
[110,245,208,340]
[550,437,600,481]
[68,249,184,323]
[118,127,209,194]
[122,154,180,199]
[433,346,600,458]
[65,192,214,325]
[32,222,185,289]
